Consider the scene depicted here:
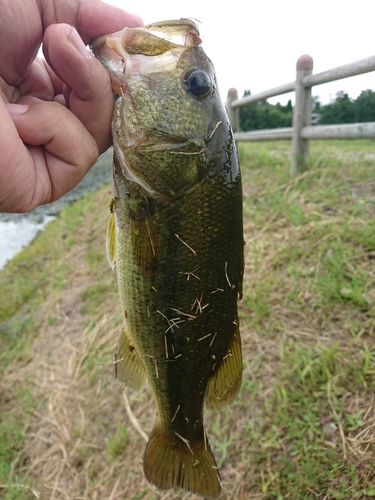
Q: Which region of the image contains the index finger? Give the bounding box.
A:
[1,0,142,86]
[41,0,143,43]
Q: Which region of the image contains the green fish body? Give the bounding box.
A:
[91,19,244,498]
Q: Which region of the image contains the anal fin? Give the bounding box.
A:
[205,323,242,409]
[143,423,222,499]
[114,326,147,390]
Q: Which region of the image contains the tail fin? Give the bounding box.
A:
[143,424,222,498]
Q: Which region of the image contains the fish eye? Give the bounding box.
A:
[184,70,213,99]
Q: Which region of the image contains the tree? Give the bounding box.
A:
[239,92,293,131]
[315,90,375,124]
[355,89,375,122]
[312,95,321,111]
[238,89,375,130]
[318,92,356,124]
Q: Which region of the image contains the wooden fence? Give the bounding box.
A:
[226,54,375,176]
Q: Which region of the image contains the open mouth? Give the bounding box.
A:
[90,19,203,96]
[90,18,201,59]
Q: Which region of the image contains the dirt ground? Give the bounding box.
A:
[2,182,260,499]
[3,143,375,499]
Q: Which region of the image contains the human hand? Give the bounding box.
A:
[0,0,142,213]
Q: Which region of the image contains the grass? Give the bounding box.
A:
[235,139,375,498]
[107,423,129,462]
[1,139,375,499]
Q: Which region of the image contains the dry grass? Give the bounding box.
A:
[1,140,375,499]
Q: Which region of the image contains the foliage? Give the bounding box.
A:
[239,90,293,130]
[239,88,375,130]
[316,89,375,124]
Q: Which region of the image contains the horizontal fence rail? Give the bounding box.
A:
[302,123,375,140]
[303,55,375,88]
[230,82,295,108]
[226,54,375,176]
[234,128,293,141]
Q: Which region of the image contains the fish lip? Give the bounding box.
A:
[90,31,128,96]
[143,18,200,31]
[142,18,202,46]
[89,34,108,51]
[90,31,127,61]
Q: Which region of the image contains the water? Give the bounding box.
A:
[0,216,55,269]
[0,150,113,270]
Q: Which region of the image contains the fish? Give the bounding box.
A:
[90,19,244,499]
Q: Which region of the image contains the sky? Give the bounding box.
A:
[104,0,374,105]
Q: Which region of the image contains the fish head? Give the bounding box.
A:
[91,19,234,202]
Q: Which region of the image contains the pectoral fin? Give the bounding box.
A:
[205,323,242,409]
[106,211,116,270]
[114,326,147,390]
[131,217,157,274]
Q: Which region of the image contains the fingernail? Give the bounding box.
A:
[68,27,93,59]
[6,103,29,115]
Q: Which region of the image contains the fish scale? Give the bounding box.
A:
[91,18,244,499]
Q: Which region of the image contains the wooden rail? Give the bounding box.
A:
[226,54,375,176]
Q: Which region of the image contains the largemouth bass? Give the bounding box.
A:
[91,19,244,498]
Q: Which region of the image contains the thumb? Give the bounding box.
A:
[43,24,115,154]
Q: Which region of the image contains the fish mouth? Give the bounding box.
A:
[90,19,201,94]
[90,18,201,54]
[136,19,201,46]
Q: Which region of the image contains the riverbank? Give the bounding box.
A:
[1,139,375,499]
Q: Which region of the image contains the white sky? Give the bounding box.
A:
[105,0,374,105]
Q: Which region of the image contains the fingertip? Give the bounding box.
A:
[126,13,143,28]
[77,2,143,42]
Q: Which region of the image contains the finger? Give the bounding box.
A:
[0,98,31,211]
[15,58,56,102]
[76,0,143,42]
[43,23,114,154]
[16,58,66,104]
[1,0,142,86]
[40,0,143,43]
[43,58,65,96]
[0,0,42,85]
[2,100,98,213]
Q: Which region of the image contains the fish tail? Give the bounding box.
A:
[143,423,222,498]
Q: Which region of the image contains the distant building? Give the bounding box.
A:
[311,113,321,125]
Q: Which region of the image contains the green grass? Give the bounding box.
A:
[254,341,375,497]
[1,140,375,499]
[107,423,129,461]
[0,187,111,499]
[234,139,375,498]
[0,382,40,500]
[0,421,31,500]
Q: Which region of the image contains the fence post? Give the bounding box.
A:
[226,88,239,132]
[291,55,313,176]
